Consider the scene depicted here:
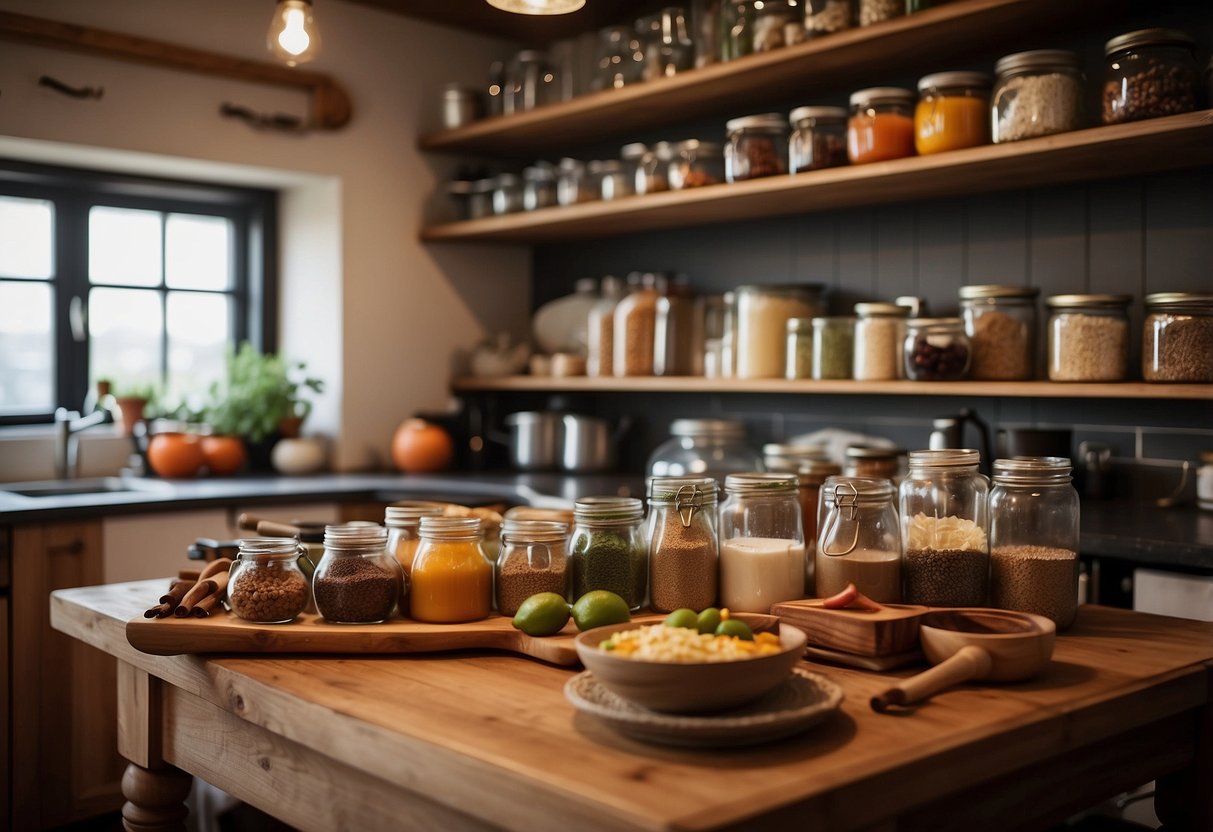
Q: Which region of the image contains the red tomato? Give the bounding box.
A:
[391,419,454,473]
[200,435,247,476]
[147,433,206,479]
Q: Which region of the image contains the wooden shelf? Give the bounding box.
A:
[418,0,1109,156]
[422,110,1213,243]
[452,376,1213,400]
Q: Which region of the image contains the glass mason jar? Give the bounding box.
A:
[804,0,852,38]
[798,459,842,570]
[411,517,493,623]
[811,316,856,380]
[1046,294,1131,382]
[647,418,763,481]
[635,141,674,195]
[789,106,849,172]
[595,159,635,201]
[735,283,825,379]
[960,284,1039,380]
[505,50,559,114]
[495,519,570,617]
[620,142,648,195]
[899,449,990,606]
[654,274,698,377]
[594,25,644,90]
[904,317,971,381]
[467,178,495,220]
[749,0,800,52]
[720,289,737,377]
[1142,292,1213,383]
[669,139,726,190]
[762,442,827,475]
[816,476,901,602]
[313,524,402,624]
[638,7,694,80]
[385,504,444,578]
[614,271,661,376]
[989,457,1080,630]
[786,317,814,379]
[1103,28,1199,125]
[843,445,903,481]
[647,476,719,613]
[522,163,557,211]
[570,497,648,611]
[914,71,992,155]
[725,113,789,182]
[491,173,524,216]
[848,87,916,165]
[853,302,909,381]
[992,49,1083,143]
[857,0,902,27]
[556,158,596,206]
[719,473,805,612]
[587,275,625,378]
[227,538,312,624]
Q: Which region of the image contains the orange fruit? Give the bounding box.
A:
[391,419,454,473]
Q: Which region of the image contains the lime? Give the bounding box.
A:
[571,590,632,632]
[715,619,754,641]
[511,593,571,637]
[664,608,699,630]
[696,607,722,635]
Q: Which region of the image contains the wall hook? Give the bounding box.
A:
[39,74,103,99]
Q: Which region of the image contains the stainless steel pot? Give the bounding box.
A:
[561,414,617,473]
[503,411,562,471]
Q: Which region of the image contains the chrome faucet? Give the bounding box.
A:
[54,406,114,480]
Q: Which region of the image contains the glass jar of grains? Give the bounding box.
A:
[227,538,312,624]
[725,113,789,182]
[786,317,814,379]
[647,476,719,613]
[853,302,909,380]
[495,519,569,617]
[570,497,648,611]
[719,473,805,613]
[735,284,824,378]
[844,445,903,481]
[847,87,916,165]
[992,50,1084,143]
[816,476,902,602]
[587,275,625,378]
[960,284,1039,380]
[789,106,849,172]
[904,317,971,381]
[1046,294,1131,382]
[313,524,403,624]
[668,139,725,189]
[1102,28,1199,125]
[1142,292,1213,383]
[613,272,662,377]
[647,419,763,481]
[411,517,493,623]
[914,71,992,155]
[385,504,444,578]
[812,316,856,380]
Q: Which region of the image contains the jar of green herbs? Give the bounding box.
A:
[812,316,856,380]
[570,496,648,611]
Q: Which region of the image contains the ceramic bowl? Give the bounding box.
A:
[574,618,807,714]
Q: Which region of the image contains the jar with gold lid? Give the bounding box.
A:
[1143,292,1213,382]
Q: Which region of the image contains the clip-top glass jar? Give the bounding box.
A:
[992,49,1083,143]
[411,517,492,623]
[227,538,313,624]
[719,472,805,612]
[899,449,990,606]
[647,476,719,613]
[1102,28,1199,125]
[816,477,901,602]
[989,457,1080,630]
[848,87,916,165]
[570,497,647,610]
[647,419,763,481]
[914,71,992,155]
[905,317,971,381]
[960,284,1039,381]
[1046,294,1131,382]
[495,519,569,617]
[313,524,402,624]
[790,106,849,172]
[725,113,789,182]
[385,504,444,578]
[1143,292,1213,383]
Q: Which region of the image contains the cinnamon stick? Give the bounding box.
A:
[144,578,192,618]
[177,568,202,583]
[175,568,231,617]
[191,590,224,617]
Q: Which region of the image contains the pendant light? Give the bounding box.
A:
[267,0,321,66]
[485,0,586,14]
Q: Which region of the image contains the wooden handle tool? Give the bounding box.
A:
[871,645,992,712]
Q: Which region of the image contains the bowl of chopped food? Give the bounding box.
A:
[574,611,808,714]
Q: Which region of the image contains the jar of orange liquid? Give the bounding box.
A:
[915,71,992,155]
[410,517,493,623]
[847,87,916,165]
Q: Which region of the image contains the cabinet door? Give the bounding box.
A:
[1,593,9,830]
[11,521,123,829]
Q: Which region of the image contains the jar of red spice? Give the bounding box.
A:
[847,87,916,165]
[725,113,789,182]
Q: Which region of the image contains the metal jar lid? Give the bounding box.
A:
[959,284,1041,300]
[917,71,993,93]
[501,518,568,543]
[1144,292,1213,312]
[820,475,895,504]
[670,418,745,439]
[993,456,1072,484]
[723,472,799,493]
[854,302,910,318]
[385,505,444,527]
[994,49,1081,76]
[736,282,825,298]
[789,105,848,124]
[1104,28,1196,57]
[725,113,788,133]
[849,87,916,109]
[1046,293,1132,309]
[907,448,982,469]
[620,142,649,160]
[573,496,643,522]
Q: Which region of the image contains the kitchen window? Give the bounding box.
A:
[0,161,276,424]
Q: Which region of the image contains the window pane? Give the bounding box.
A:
[166,214,232,290]
[89,287,163,390]
[0,196,54,279]
[89,206,162,286]
[167,292,230,399]
[0,281,54,413]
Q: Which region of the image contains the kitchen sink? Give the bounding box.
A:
[2,477,169,498]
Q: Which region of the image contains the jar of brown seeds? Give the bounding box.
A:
[647,476,719,613]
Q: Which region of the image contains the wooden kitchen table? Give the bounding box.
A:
[51,581,1213,832]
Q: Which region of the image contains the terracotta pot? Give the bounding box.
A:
[115,397,149,437]
[278,415,304,439]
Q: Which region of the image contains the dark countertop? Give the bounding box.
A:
[1079,498,1213,571]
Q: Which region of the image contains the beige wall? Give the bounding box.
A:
[0,0,531,472]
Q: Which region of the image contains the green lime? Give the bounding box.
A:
[715,619,754,641]
[571,590,632,632]
[696,607,722,635]
[664,608,699,630]
[511,593,571,637]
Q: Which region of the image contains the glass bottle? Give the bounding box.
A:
[811,316,856,380]
[992,50,1083,143]
[853,302,909,380]
[647,418,763,481]
[718,472,805,612]
[313,524,402,624]
[385,504,444,578]
[655,274,699,376]
[640,7,694,80]
[495,518,570,617]
[914,71,992,155]
[505,50,558,114]
[594,25,644,90]
[816,476,901,602]
[725,113,789,182]
[1142,292,1213,383]
[587,275,625,377]
[786,317,814,379]
[1102,28,1199,124]
[1046,294,1131,382]
[569,497,648,611]
[669,139,726,189]
[613,272,661,376]
[410,517,493,623]
[960,284,1039,381]
[904,317,971,381]
[848,87,916,164]
[899,449,990,606]
[647,476,719,613]
[227,537,312,624]
[789,106,849,172]
[735,284,824,378]
[989,457,1080,630]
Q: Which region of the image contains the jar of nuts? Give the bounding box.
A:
[725,113,789,182]
[227,538,313,624]
[1103,29,1200,125]
[904,317,971,381]
[789,106,849,172]
[668,139,725,190]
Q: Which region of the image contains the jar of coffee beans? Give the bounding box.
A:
[313,524,402,624]
[904,317,971,381]
[647,476,719,613]
[570,497,648,611]
[725,113,789,182]
[227,538,312,624]
[495,519,569,617]
[1143,292,1213,383]
[1103,29,1200,125]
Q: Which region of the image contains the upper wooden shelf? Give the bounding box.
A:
[422,110,1213,243]
[418,0,1108,157]
[452,376,1213,401]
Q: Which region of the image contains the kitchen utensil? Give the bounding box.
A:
[928,407,992,472]
[560,413,627,472]
[1078,440,1114,500]
[996,426,1072,460]
[1156,460,1192,508]
[870,608,1055,712]
[772,598,928,656]
[502,411,563,471]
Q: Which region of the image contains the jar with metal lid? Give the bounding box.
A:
[647,476,719,613]
[594,26,644,90]
[786,317,814,379]
[750,0,800,52]
[636,141,674,195]
[655,274,698,377]
[227,538,312,624]
[441,84,481,130]
[614,271,661,376]
[669,139,725,189]
[620,143,648,194]
[505,50,559,114]
[735,284,825,378]
[720,290,737,378]
[491,173,523,215]
[385,504,444,578]
[1046,294,1131,382]
[648,418,762,481]
[853,302,909,381]
[992,50,1083,143]
[899,449,990,607]
[639,7,694,80]
[467,178,495,220]
[725,113,789,182]
[905,318,970,381]
[411,517,492,622]
[915,71,992,155]
[570,497,648,611]
[719,473,805,612]
[816,476,901,602]
[857,0,902,27]
[989,457,1079,630]
[594,160,634,201]
[960,284,1039,380]
[556,158,596,206]
[848,87,916,165]
[790,106,849,172]
[521,163,557,211]
[1143,292,1213,382]
[804,0,852,37]
[588,275,625,377]
[811,316,855,380]
[762,443,827,474]
[798,459,842,568]
[495,518,570,617]
[1103,28,1199,125]
[313,524,402,624]
[844,445,903,481]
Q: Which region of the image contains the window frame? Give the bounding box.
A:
[0,160,277,425]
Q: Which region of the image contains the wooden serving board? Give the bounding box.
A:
[771,599,929,657]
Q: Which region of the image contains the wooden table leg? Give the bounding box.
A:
[1156,663,1213,831]
[120,762,192,832]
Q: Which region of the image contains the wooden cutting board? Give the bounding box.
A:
[771,599,929,657]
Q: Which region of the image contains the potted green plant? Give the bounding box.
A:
[111,381,157,437]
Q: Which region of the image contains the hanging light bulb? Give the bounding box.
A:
[267,0,320,66]
[485,0,586,14]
